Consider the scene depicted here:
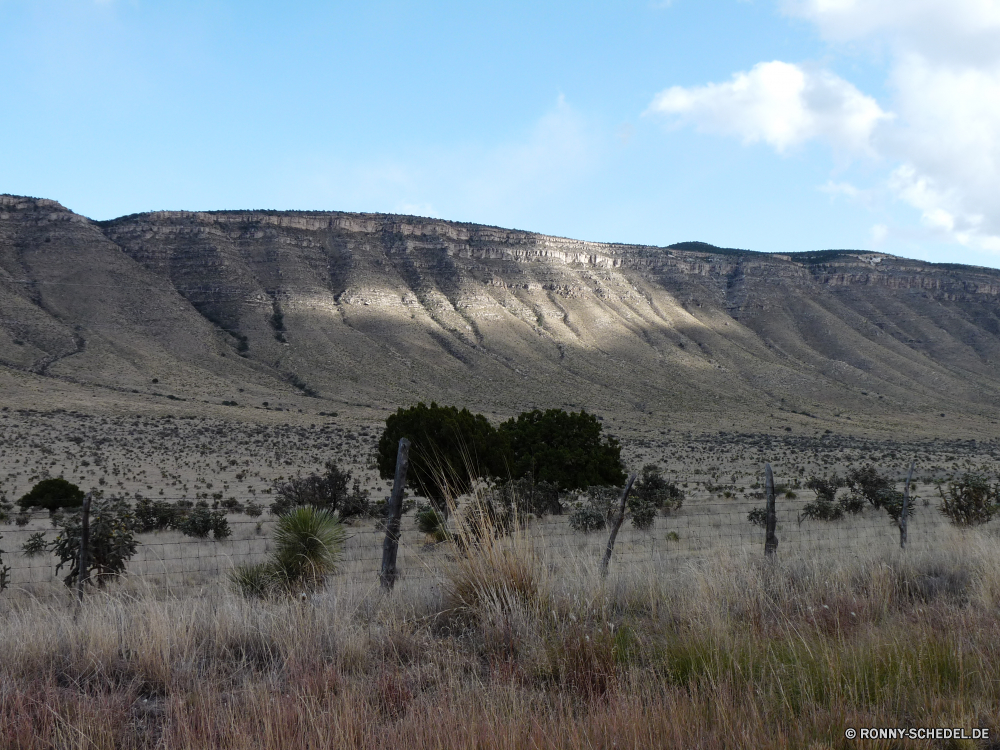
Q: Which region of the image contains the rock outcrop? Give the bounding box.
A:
[3,195,1000,433]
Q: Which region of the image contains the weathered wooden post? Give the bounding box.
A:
[76,493,92,602]
[899,460,915,550]
[601,473,638,578]
[380,438,411,591]
[764,464,778,557]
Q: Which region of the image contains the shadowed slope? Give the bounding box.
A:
[2,195,1000,435]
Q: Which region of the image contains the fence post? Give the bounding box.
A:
[600,473,638,578]
[764,464,778,557]
[76,492,92,602]
[379,438,411,591]
[899,460,914,550]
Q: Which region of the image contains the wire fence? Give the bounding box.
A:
[0,478,988,601]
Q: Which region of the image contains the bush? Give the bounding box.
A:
[938,474,999,526]
[416,506,449,542]
[134,497,182,532]
[629,498,656,530]
[844,464,914,522]
[21,532,47,557]
[801,474,844,521]
[488,474,563,518]
[569,504,607,533]
[46,497,139,588]
[500,409,626,492]
[633,464,683,514]
[177,507,230,539]
[229,562,277,599]
[271,461,369,519]
[271,507,345,592]
[17,478,85,514]
[747,507,767,527]
[245,501,263,518]
[377,402,507,511]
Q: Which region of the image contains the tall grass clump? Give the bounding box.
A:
[230,506,345,598]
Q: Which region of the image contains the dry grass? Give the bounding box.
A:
[2,523,999,749]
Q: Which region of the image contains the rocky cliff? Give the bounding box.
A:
[3,195,1000,435]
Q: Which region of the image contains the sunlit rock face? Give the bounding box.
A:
[3,195,1000,431]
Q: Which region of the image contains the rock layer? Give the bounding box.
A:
[3,195,1000,434]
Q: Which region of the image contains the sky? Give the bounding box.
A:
[3,0,1000,269]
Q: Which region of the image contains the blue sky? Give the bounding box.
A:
[4,1,1000,269]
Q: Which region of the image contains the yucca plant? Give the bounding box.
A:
[271,506,346,592]
[230,506,345,599]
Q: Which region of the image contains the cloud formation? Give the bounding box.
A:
[652,0,1000,253]
[648,60,889,154]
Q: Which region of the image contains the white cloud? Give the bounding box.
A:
[650,0,1000,253]
[647,60,890,155]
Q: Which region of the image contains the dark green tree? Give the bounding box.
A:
[499,409,626,492]
[17,478,85,514]
[376,402,506,511]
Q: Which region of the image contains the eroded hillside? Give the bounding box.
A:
[2,194,1000,437]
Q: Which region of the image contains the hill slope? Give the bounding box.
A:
[2,195,1000,436]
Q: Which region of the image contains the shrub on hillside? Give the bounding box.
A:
[800,474,844,521]
[633,464,684,514]
[177,507,231,539]
[17,478,85,514]
[569,503,607,533]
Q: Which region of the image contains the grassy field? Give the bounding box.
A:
[1,513,998,749]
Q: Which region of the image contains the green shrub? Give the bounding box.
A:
[801,475,844,521]
[229,562,277,599]
[500,409,626,492]
[377,402,506,511]
[747,507,767,527]
[46,497,139,588]
[17,478,85,514]
[844,464,914,522]
[633,464,684,514]
[938,474,999,526]
[569,504,606,533]
[271,461,369,519]
[629,498,656,530]
[271,507,345,592]
[134,497,182,532]
[416,506,449,542]
[21,532,47,557]
[177,507,230,539]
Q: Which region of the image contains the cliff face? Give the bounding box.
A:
[3,195,1000,432]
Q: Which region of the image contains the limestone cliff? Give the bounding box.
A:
[3,195,1000,434]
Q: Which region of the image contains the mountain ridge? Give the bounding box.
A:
[2,194,999,438]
